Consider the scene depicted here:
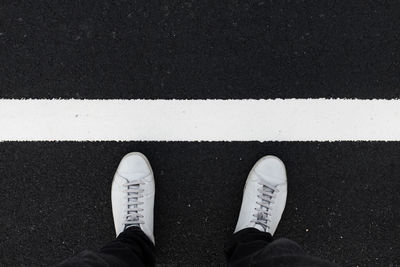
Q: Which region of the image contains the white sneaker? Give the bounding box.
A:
[234,155,287,235]
[111,152,155,243]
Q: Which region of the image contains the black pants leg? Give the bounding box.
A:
[55,227,155,267]
[225,228,340,267]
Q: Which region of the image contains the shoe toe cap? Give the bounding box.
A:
[254,156,286,185]
[117,153,152,180]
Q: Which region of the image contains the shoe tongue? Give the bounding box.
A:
[254,224,265,232]
[125,184,140,229]
[261,185,273,206]
[263,184,273,193]
[128,183,139,209]
[257,209,269,220]
[125,224,140,230]
[255,185,273,229]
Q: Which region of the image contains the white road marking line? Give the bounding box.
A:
[0,99,399,141]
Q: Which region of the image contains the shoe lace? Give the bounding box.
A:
[251,179,278,231]
[124,181,145,229]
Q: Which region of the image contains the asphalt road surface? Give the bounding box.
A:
[0,1,399,266]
